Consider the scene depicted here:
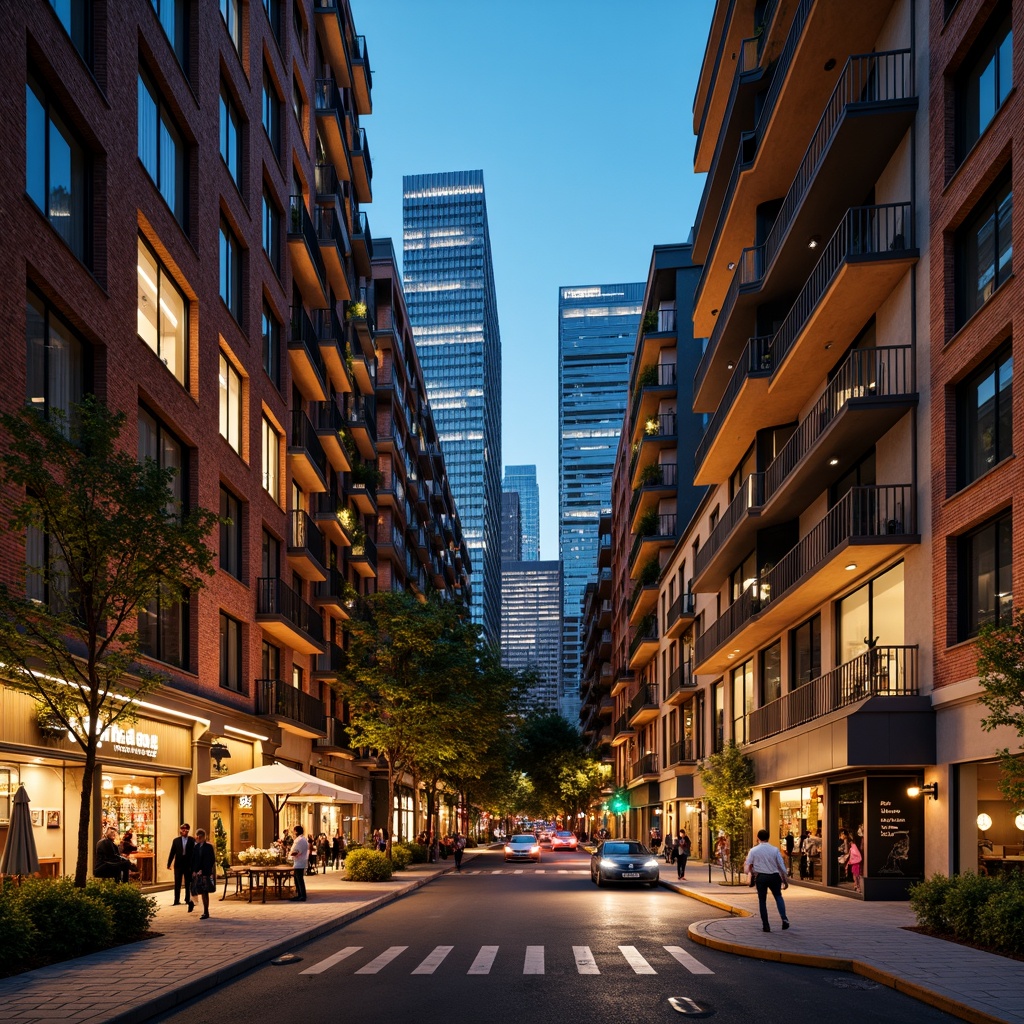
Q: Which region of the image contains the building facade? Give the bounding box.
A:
[501,490,522,563]
[503,464,540,560]
[402,169,502,647]
[500,561,563,714]
[558,283,643,724]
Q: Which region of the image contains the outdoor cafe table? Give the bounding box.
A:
[222,863,294,903]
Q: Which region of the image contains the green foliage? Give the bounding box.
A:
[346,301,368,320]
[638,462,663,486]
[633,365,659,400]
[907,873,955,931]
[350,461,384,488]
[910,873,1024,955]
[389,844,411,870]
[976,611,1024,811]
[83,879,157,941]
[976,874,1024,953]
[698,742,755,876]
[15,878,113,960]
[638,556,661,587]
[213,816,230,870]
[943,872,1001,939]
[396,841,428,863]
[344,848,394,881]
[0,885,36,972]
[642,309,658,334]
[636,508,659,537]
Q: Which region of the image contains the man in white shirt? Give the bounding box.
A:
[288,824,309,901]
[744,829,791,932]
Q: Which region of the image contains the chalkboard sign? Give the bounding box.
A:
[866,777,924,879]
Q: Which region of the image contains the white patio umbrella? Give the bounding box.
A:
[0,784,40,878]
[197,763,362,843]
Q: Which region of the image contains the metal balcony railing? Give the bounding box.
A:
[666,592,696,632]
[629,514,678,567]
[315,716,353,751]
[288,195,327,287]
[629,683,658,720]
[352,126,373,182]
[315,567,350,608]
[314,640,346,676]
[631,361,678,425]
[351,210,374,262]
[289,508,325,568]
[256,577,324,645]
[349,532,377,564]
[694,473,765,579]
[630,753,659,780]
[666,664,695,699]
[344,392,377,442]
[614,713,633,738]
[255,678,326,733]
[290,408,329,482]
[669,738,698,765]
[315,204,352,261]
[629,617,659,659]
[289,306,329,388]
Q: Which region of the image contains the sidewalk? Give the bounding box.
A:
[668,862,1024,1024]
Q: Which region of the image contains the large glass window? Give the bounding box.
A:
[219,486,242,580]
[219,85,241,186]
[220,0,240,51]
[262,416,280,502]
[960,512,1013,639]
[956,175,1013,327]
[26,289,87,421]
[711,681,724,752]
[262,188,280,273]
[26,80,88,263]
[959,346,1013,487]
[150,0,188,67]
[49,0,91,64]
[262,301,281,387]
[219,220,241,321]
[731,660,754,744]
[791,614,821,687]
[837,563,905,664]
[138,71,186,224]
[262,63,281,157]
[956,7,1012,163]
[760,641,781,704]
[137,406,183,512]
[218,352,243,453]
[262,639,280,679]
[137,237,188,385]
[219,612,243,692]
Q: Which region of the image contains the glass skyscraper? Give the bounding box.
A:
[502,464,540,561]
[403,170,502,646]
[501,491,522,563]
[558,283,643,723]
[501,560,563,714]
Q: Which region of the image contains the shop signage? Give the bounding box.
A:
[66,719,159,758]
[866,778,924,879]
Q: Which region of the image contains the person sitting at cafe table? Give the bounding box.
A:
[94,827,132,884]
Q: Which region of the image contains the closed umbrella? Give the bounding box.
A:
[0,784,40,878]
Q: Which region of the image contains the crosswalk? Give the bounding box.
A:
[300,943,714,977]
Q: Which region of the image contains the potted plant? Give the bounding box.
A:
[639,463,664,487]
[642,309,658,334]
[636,508,660,538]
[346,301,368,321]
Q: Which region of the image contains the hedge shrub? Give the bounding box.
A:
[344,848,394,882]
[0,887,36,973]
[388,844,411,870]
[909,872,1024,955]
[402,842,428,863]
[84,879,157,941]
[15,878,113,961]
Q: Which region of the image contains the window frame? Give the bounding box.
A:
[262,186,280,274]
[219,218,242,322]
[262,300,281,388]
[218,351,243,454]
[219,485,243,580]
[219,611,243,692]
[262,62,281,158]
[150,0,189,69]
[137,68,187,225]
[137,234,189,386]
[220,0,241,52]
[955,172,1013,329]
[959,510,1013,640]
[262,415,281,503]
[955,5,1013,165]
[26,287,89,421]
[957,344,1013,488]
[219,83,242,187]
[48,0,92,66]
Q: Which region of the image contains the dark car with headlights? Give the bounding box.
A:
[590,840,660,887]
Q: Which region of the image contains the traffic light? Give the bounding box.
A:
[609,789,629,815]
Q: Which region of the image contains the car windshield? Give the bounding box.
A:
[555,832,573,838]
[602,842,645,855]
[510,835,535,843]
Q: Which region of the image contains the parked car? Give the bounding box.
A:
[505,834,542,862]
[550,831,578,851]
[591,840,660,887]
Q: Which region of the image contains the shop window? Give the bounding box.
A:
[138,70,186,225]
[261,416,280,502]
[26,288,89,423]
[956,173,1013,328]
[49,0,92,65]
[791,614,821,687]
[262,187,280,274]
[219,0,240,52]
[219,219,242,321]
[958,346,1013,488]
[262,62,281,158]
[137,236,188,386]
[731,660,753,744]
[25,79,89,265]
[959,511,1012,639]
[219,611,243,692]
[219,486,242,580]
[837,562,905,665]
[218,352,243,453]
[102,772,180,886]
[956,5,1012,164]
[760,640,781,704]
[219,84,241,186]
[262,300,281,387]
[150,0,189,68]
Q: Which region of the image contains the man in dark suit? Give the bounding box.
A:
[94,826,131,883]
[167,823,196,908]
[190,827,216,919]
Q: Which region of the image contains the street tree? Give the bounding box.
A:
[557,757,607,834]
[976,611,1024,810]
[0,397,218,886]
[698,741,755,882]
[515,709,586,814]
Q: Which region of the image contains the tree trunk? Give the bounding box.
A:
[74,739,98,887]
[385,760,395,858]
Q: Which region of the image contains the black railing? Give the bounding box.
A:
[256,678,326,733]
[765,346,915,502]
[344,393,377,442]
[629,514,678,567]
[315,204,352,262]
[614,713,633,738]
[666,664,695,699]
[290,408,329,483]
[349,532,377,564]
[315,566,349,608]
[351,210,374,262]
[694,472,764,579]
[352,126,373,183]
[289,509,325,568]
[669,739,698,765]
[256,578,324,646]
[629,684,659,720]
[666,592,696,632]
[630,753,659,780]
[629,462,678,517]
[314,641,346,676]
[315,716,353,752]
[288,195,327,288]
[629,617,658,659]
[289,306,328,388]
[630,362,678,426]
[309,397,347,438]
[748,645,919,742]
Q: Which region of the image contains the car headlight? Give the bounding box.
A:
[531,845,540,853]
[504,846,512,852]
[600,858,617,869]
[644,858,659,868]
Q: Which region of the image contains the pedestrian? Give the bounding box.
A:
[744,829,790,933]
[714,831,729,878]
[94,826,132,883]
[784,830,795,877]
[838,828,851,882]
[798,829,810,879]
[120,829,138,857]
[848,836,863,893]
[332,831,343,869]
[166,822,196,908]
[189,828,216,919]
[288,824,309,902]
[677,829,691,880]
[453,832,466,871]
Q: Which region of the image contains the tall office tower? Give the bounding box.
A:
[558,283,643,723]
[503,464,540,560]
[501,491,522,563]
[501,561,563,714]
[403,170,502,646]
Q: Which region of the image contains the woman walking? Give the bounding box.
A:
[676,829,691,880]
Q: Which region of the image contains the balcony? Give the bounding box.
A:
[629,413,677,487]
[597,532,612,568]
[599,695,615,717]
[256,678,326,737]
[665,592,697,639]
[287,196,328,309]
[630,461,678,530]
[692,473,764,591]
[611,712,635,747]
[598,599,612,629]
[695,484,918,673]
[630,361,678,438]
[351,209,374,279]
[597,630,612,660]
[309,400,352,475]
[310,308,352,396]
[314,716,355,755]
[288,409,328,493]
[636,306,679,369]
[312,487,354,548]
[315,567,352,619]
[347,288,376,362]
[312,2,352,88]
[313,78,352,181]
[748,645,918,743]
[312,640,347,679]
[351,126,372,204]
[287,509,327,581]
[628,616,659,670]
[314,206,352,301]
[628,514,677,577]
[628,579,658,626]
[351,34,372,114]
[629,753,659,782]
[345,466,377,515]
[628,683,659,727]
[256,577,324,655]
[611,668,635,698]
[347,531,377,578]
[665,664,696,704]
[289,306,329,402]
[344,393,377,459]
[668,739,698,766]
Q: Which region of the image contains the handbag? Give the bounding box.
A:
[748,871,757,887]
[190,874,214,896]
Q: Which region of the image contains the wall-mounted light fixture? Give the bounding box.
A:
[744,797,760,809]
[210,741,231,773]
[907,781,938,800]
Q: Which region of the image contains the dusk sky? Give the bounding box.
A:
[353,0,715,558]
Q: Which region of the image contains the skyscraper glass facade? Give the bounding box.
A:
[558,283,642,723]
[501,491,522,563]
[501,561,563,714]
[403,170,502,646]
[503,464,540,561]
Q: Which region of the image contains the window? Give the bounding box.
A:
[731,660,753,744]
[262,301,280,387]
[26,80,88,263]
[292,663,304,691]
[26,288,88,420]
[150,0,188,67]
[292,3,307,61]
[956,174,1013,327]
[137,406,184,513]
[219,219,241,320]
[220,486,242,579]
[218,352,243,453]
[220,0,240,51]
[49,0,91,64]
[263,0,280,41]
[262,639,280,679]
[291,74,303,125]
[711,681,724,752]
[219,612,243,692]
[137,70,186,223]
[262,63,281,157]
[219,85,241,186]
[262,416,280,501]
[837,563,904,663]
[137,236,188,385]
[958,346,1013,487]
[25,518,70,613]
[960,512,1012,638]
[760,641,781,705]
[791,614,821,687]
[262,187,280,273]
[956,7,1012,162]
[261,528,280,578]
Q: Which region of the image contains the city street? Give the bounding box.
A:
[152,849,960,1024]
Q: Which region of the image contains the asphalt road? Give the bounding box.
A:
[153,848,960,1024]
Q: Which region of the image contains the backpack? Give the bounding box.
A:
[681,836,691,855]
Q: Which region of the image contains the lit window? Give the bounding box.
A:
[956,174,1012,327]
[218,352,243,453]
[137,236,188,385]
[262,415,280,502]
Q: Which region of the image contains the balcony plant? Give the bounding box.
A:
[644,416,661,436]
[633,364,659,400]
[350,461,383,488]
[346,301,368,321]
[636,508,660,538]
[642,309,658,334]
[638,556,660,586]
[638,463,664,487]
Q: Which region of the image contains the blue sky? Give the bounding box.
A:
[353,0,715,559]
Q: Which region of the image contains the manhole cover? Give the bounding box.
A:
[272,953,302,965]
[668,996,714,1016]
[829,976,879,990]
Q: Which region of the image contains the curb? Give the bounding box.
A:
[661,879,752,917]
[106,864,456,1024]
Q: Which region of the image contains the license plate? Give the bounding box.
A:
[622,872,640,878]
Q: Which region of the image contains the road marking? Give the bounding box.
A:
[619,945,657,974]
[412,945,453,974]
[664,946,714,975]
[513,869,524,874]
[355,946,407,974]
[491,869,503,874]
[468,945,499,975]
[573,946,600,974]
[536,869,546,874]
[524,945,545,974]
[300,946,362,975]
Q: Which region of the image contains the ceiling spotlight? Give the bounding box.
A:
[711,309,719,316]
[727,261,736,270]
[829,457,839,466]
[726,361,735,370]
[808,236,821,249]
[824,58,837,71]
[844,563,858,571]
[824,341,833,350]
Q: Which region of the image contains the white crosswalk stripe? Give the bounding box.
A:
[412,945,453,974]
[524,945,545,974]
[618,945,656,974]
[664,945,715,975]
[300,946,362,975]
[468,945,499,975]
[573,946,599,974]
[355,946,407,974]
